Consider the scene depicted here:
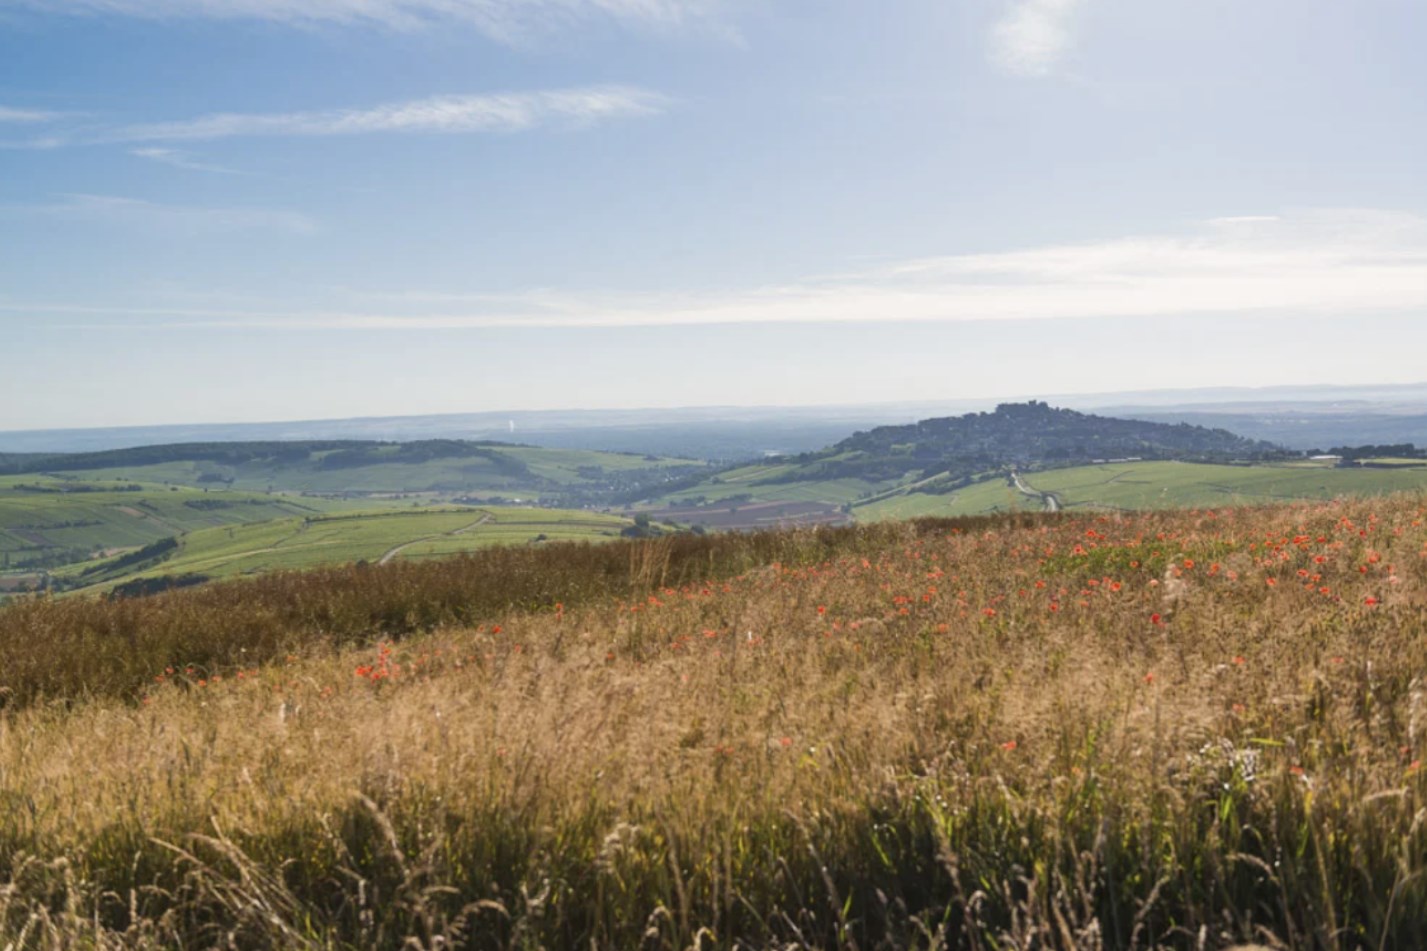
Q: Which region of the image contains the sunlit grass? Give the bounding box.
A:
[2,498,1426,947]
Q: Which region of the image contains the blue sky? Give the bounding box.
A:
[2,0,1424,430]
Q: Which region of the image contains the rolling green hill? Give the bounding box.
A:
[642,403,1427,527]
[0,476,375,572]
[853,479,1039,520]
[674,400,1283,499]
[1024,459,1427,510]
[853,459,1427,520]
[823,400,1279,478]
[0,439,704,588]
[10,419,1424,590]
[0,439,707,504]
[642,402,1287,524]
[49,505,638,595]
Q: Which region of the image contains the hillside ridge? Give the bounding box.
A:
[766,400,1283,486]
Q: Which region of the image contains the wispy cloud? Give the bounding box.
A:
[0,0,720,38]
[2,86,667,150]
[0,105,62,123]
[130,147,242,174]
[15,194,316,234]
[12,209,1426,330]
[988,0,1085,77]
[105,86,666,143]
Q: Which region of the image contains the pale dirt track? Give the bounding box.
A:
[377,512,492,565]
[1011,471,1061,513]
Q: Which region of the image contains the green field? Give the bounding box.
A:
[849,460,1427,520]
[1027,459,1427,509]
[853,478,1036,520]
[49,505,635,592]
[1361,457,1427,467]
[0,476,373,571]
[500,446,692,477]
[0,441,704,583]
[13,446,1426,590]
[654,461,910,507]
[396,507,638,560]
[43,445,701,497]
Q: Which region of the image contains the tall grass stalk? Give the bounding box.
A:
[1,498,1424,948]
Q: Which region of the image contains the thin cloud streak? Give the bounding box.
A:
[989,0,1085,77]
[0,0,719,37]
[130,147,243,174]
[0,105,62,122]
[12,209,1426,329]
[108,86,667,142]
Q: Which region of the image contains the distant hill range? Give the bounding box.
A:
[7,382,1427,459]
[761,401,1283,486]
[0,439,709,509]
[0,439,514,477]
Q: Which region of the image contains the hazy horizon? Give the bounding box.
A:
[8,380,1427,461]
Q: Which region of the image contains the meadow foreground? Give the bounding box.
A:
[2,498,1426,949]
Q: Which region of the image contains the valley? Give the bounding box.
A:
[0,441,695,595]
[8,404,1427,596]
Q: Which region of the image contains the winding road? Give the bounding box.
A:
[1010,471,1062,513]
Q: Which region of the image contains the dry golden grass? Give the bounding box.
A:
[2,497,1426,948]
[0,521,916,708]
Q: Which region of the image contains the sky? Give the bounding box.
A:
[2,0,1425,431]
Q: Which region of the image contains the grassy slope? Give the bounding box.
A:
[1,444,702,576]
[854,478,1035,520]
[52,446,699,495]
[653,459,908,507]
[0,476,363,564]
[56,505,635,589]
[500,446,685,474]
[849,460,1427,521]
[398,507,633,560]
[1029,459,1427,509]
[3,499,1427,947]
